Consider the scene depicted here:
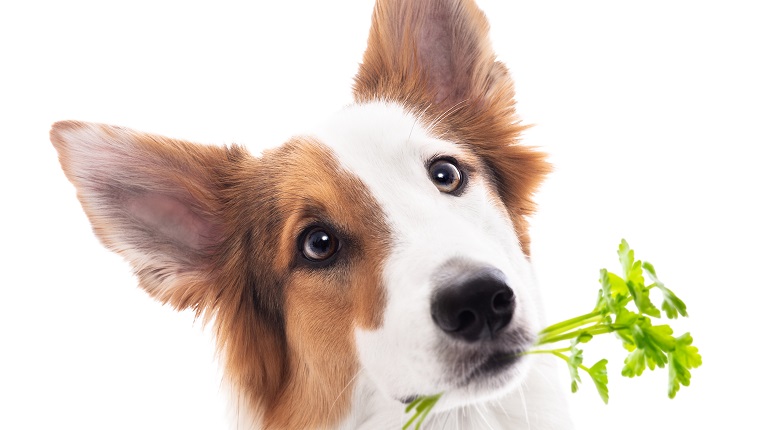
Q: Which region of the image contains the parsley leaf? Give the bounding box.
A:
[643,261,688,319]
[567,340,584,393]
[668,333,702,398]
[588,359,610,404]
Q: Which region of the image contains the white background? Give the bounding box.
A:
[1,0,758,428]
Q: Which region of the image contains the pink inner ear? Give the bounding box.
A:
[124,192,219,254]
[417,13,457,103]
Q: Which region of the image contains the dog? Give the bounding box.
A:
[51,0,571,428]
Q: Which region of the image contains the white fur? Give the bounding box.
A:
[309,102,573,429]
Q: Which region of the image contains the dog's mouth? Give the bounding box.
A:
[390,325,537,407]
[400,395,419,405]
[397,348,527,405]
[450,326,535,383]
[461,349,523,386]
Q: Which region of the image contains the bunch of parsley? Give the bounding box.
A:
[403,239,702,430]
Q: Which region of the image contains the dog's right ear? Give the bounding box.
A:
[50,121,249,312]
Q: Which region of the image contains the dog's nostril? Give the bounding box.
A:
[456,309,477,331]
[492,289,514,313]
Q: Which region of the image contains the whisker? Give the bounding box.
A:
[474,403,497,430]
[440,409,452,429]
[531,364,554,386]
[493,395,510,420]
[427,99,469,132]
[328,367,363,419]
[432,100,465,127]
[407,103,432,143]
[518,383,532,430]
[407,118,418,143]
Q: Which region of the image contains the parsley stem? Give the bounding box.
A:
[549,351,592,373]
[524,346,573,355]
[537,325,615,345]
[538,312,604,340]
[539,310,602,335]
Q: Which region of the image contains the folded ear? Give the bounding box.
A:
[50,121,246,310]
[354,0,508,109]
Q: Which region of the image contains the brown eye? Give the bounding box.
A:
[301,227,339,262]
[429,159,463,194]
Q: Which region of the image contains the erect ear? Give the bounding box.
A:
[354,0,551,255]
[50,121,246,311]
[353,0,509,109]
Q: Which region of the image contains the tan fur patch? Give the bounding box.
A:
[219,137,390,428]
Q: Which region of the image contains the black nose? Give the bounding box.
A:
[431,267,516,342]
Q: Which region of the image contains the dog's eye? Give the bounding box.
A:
[301,227,339,262]
[429,159,464,194]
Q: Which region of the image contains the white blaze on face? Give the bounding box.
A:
[312,102,541,402]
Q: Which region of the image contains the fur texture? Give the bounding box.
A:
[51,1,570,428]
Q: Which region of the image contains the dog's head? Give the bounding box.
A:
[51,0,550,428]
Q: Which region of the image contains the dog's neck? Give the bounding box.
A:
[227,354,571,430]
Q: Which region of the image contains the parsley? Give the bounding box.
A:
[403,239,701,429]
[402,393,442,430]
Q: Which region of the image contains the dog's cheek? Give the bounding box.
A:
[270,272,360,425]
[352,265,448,399]
[285,271,356,369]
[354,319,447,400]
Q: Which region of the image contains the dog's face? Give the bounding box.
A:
[310,103,541,407]
[51,0,550,428]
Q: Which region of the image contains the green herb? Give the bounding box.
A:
[403,239,701,429]
[402,393,442,430]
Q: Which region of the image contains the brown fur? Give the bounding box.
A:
[51,1,549,428]
[248,138,390,428]
[354,0,550,254]
[51,123,389,428]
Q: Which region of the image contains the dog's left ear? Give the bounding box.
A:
[354,0,550,254]
[354,0,508,110]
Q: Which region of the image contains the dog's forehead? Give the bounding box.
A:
[310,102,462,201]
